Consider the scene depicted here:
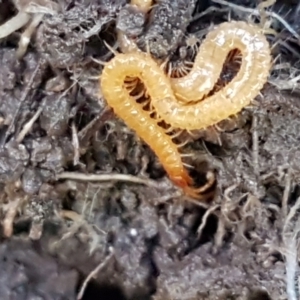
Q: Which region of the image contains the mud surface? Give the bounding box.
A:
[0,0,300,299]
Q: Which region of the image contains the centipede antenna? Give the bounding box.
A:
[103,40,119,56]
[90,56,107,66]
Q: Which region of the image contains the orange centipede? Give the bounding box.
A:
[100,18,272,199]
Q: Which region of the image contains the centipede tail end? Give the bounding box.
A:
[169,172,205,200]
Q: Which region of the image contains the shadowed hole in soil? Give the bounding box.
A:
[187,207,218,252]
[79,282,127,300]
[248,289,272,300]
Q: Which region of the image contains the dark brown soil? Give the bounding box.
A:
[0,0,300,299]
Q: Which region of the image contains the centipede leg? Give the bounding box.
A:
[132,89,146,100]
[177,140,189,149]
[142,100,151,109]
[159,57,170,70]
[183,162,194,169]
[90,57,107,66]
[169,130,183,139]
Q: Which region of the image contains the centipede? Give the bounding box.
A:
[100,2,272,200]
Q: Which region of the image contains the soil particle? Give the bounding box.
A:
[40,94,72,137]
[0,142,29,183]
[0,48,22,90]
[153,243,284,300]
[36,0,127,68]
[21,167,43,195]
[0,237,79,300]
[137,0,198,59]
[117,4,146,37]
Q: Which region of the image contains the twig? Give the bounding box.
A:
[60,210,85,223]
[0,11,30,38]
[282,169,292,218]
[77,249,114,300]
[3,197,22,237]
[2,60,41,146]
[214,215,226,248]
[16,13,44,58]
[78,106,113,145]
[269,74,300,91]
[211,0,300,41]
[197,204,219,238]
[284,233,299,300]
[192,6,228,22]
[15,107,43,143]
[282,197,300,300]
[56,172,160,188]
[71,121,80,166]
[29,219,44,240]
[251,114,259,177]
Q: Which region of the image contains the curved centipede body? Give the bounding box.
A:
[100,53,197,196]
[100,21,272,199]
[169,21,272,104]
[153,21,272,130]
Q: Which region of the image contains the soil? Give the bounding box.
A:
[0,0,300,299]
